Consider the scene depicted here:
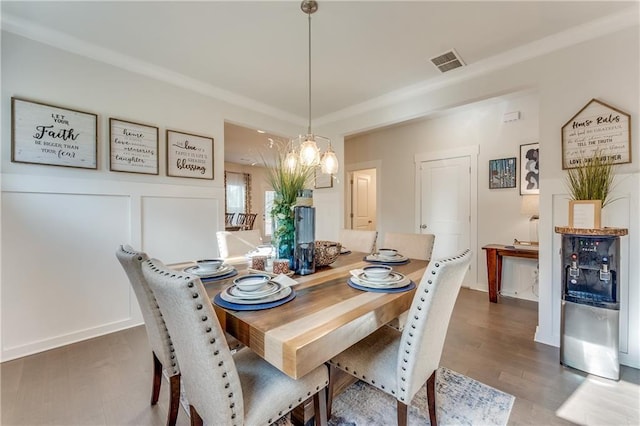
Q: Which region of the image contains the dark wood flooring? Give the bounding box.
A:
[2,288,638,425]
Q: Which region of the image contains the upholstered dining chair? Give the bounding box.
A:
[116,245,181,426]
[141,258,329,426]
[216,229,263,263]
[383,232,435,262]
[327,249,472,426]
[338,228,378,254]
[382,232,436,331]
[241,212,258,230]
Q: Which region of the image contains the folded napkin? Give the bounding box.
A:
[272,274,299,287]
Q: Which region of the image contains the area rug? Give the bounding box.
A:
[278,367,515,425]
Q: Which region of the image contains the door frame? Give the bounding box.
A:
[414,145,479,287]
[345,160,382,230]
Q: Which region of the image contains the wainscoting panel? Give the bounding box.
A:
[141,196,219,264]
[1,192,131,358]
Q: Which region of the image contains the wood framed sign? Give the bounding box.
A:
[109,118,159,175]
[166,130,213,179]
[561,99,631,169]
[11,97,97,169]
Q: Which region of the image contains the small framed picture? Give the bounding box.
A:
[489,157,516,189]
[569,200,602,229]
[109,118,159,175]
[11,97,97,169]
[314,170,333,189]
[520,143,539,195]
[166,130,213,179]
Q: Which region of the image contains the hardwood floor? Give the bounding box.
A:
[2,288,638,425]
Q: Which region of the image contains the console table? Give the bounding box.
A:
[482,244,539,303]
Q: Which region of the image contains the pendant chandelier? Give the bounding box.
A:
[286,0,339,176]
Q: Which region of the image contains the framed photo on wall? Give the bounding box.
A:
[489,157,516,189]
[11,97,97,169]
[109,118,159,175]
[314,170,333,189]
[520,143,539,195]
[166,130,214,179]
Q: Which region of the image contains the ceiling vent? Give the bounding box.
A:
[430,49,465,73]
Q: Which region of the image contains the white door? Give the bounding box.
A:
[352,169,376,231]
[420,156,470,259]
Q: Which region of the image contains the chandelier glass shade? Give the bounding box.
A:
[285,0,339,176]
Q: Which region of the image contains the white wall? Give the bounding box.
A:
[346,91,540,300]
[0,32,341,361]
[337,26,639,368]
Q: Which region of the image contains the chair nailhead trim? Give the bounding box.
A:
[206,327,212,332]
[228,392,233,398]
[201,316,207,321]
[210,338,216,344]
[225,383,230,389]
[230,402,234,408]
[188,283,194,288]
[218,361,224,366]
[222,372,227,378]
[214,350,219,355]
[192,293,198,298]
[197,304,203,310]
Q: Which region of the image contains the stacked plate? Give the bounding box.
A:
[350,270,410,290]
[220,276,292,305]
[183,264,237,280]
[365,252,410,264]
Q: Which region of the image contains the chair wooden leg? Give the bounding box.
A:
[396,399,408,426]
[326,364,338,420]
[426,369,437,426]
[189,405,203,426]
[167,374,181,426]
[151,352,163,405]
[313,387,328,426]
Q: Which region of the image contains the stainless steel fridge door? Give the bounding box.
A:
[561,299,619,380]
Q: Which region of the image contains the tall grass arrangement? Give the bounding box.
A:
[565,152,617,207]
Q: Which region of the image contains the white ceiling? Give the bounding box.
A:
[2,1,637,164]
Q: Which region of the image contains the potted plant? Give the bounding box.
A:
[565,151,617,228]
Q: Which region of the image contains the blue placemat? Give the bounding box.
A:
[213,289,296,311]
[347,278,415,293]
[201,269,238,282]
[363,256,410,266]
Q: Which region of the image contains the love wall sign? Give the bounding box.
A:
[11,97,97,169]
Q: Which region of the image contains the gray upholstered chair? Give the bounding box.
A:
[216,229,263,264]
[116,245,181,426]
[141,258,329,426]
[382,232,435,261]
[327,249,472,426]
[338,228,378,254]
[382,232,436,331]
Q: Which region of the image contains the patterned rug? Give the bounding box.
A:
[279,367,514,425]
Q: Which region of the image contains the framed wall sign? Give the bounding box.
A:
[561,99,631,169]
[520,143,539,195]
[166,130,213,179]
[109,118,159,175]
[11,97,97,169]
[489,157,516,189]
[314,170,333,189]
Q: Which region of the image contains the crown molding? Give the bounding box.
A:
[316,6,639,126]
[1,13,307,127]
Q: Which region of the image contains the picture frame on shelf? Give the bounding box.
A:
[109,118,159,175]
[520,143,539,195]
[489,157,516,189]
[314,170,333,189]
[11,97,97,169]
[166,129,214,179]
[568,200,602,229]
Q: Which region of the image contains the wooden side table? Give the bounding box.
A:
[482,244,539,303]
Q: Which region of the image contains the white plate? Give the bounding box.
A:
[220,285,292,305]
[183,264,235,278]
[351,276,411,289]
[357,271,405,285]
[227,281,282,299]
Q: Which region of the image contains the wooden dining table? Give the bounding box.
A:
[173,252,428,380]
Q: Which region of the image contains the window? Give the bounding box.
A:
[225,171,251,215]
[264,190,275,236]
